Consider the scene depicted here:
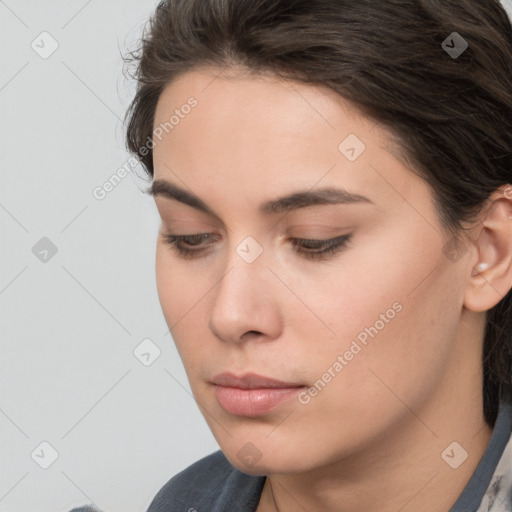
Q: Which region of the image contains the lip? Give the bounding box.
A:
[211,372,306,417]
[211,372,303,389]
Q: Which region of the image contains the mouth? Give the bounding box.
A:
[210,372,307,417]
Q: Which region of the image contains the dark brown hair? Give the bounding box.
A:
[124,0,512,426]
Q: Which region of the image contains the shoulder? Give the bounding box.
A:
[146,450,265,512]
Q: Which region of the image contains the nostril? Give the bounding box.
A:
[243,330,263,338]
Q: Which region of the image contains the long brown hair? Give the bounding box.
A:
[124,0,512,426]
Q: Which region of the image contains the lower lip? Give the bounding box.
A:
[214,385,305,417]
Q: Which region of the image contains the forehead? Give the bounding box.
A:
[151,67,430,218]
[153,66,376,143]
[153,67,386,170]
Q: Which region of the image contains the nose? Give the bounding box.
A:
[208,251,282,344]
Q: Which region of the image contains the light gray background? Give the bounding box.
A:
[0,2,219,512]
[1,1,512,512]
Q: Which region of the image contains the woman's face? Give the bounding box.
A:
[151,67,478,474]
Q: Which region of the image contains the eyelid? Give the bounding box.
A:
[159,217,222,232]
[285,223,352,237]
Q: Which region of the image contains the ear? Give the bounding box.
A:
[464,185,512,312]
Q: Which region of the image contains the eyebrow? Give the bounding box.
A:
[148,179,373,216]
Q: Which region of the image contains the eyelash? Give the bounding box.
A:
[161,233,352,261]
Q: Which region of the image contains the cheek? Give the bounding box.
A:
[155,245,208,322]
[298,231,463,418]
[155,246,200,350]
[155,246,180,322]
[155,245,215,365]
[279,229,434,350]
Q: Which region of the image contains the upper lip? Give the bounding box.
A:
[211,372,304,389]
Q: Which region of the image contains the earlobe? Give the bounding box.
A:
[464,185,512,313]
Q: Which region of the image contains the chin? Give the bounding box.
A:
[220,439,316,476]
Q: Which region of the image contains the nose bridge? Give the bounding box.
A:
[209,240,279,342]
[214,247,265,318]
[219,233,268,299]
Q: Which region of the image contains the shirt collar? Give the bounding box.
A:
[450,391,512,511]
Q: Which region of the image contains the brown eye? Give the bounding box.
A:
[291,234,352,261]
[161,233,352,261]
[162,233,220,258]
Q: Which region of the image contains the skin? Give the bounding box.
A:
[150,66,512,512]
